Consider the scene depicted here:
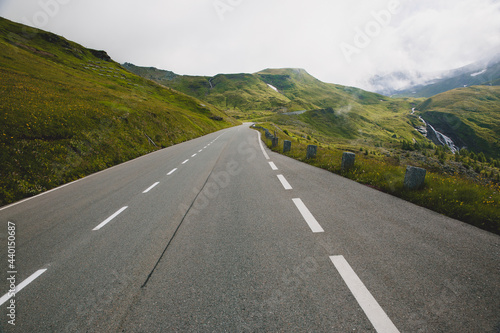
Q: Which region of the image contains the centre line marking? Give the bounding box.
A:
[292,198,324,233]
[198,149,203,153]
[277,175,293,190]
[143,182,160,193]
[182,159,189,164]
[167,168,178,176]
[330,256,400,333]
[93,206,128,231]
[269,162,278,170]
[192,154,197,157]
[0,269,47,306]
[257,131,270,160]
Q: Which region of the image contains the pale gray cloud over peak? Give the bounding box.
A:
[1,0,499,91]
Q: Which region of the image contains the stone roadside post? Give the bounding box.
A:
[283,140,291,153]
[404,166,427,190]
[306,145,317,159]
[341,152,356,171]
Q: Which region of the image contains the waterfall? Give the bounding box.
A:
[418,116,459,153]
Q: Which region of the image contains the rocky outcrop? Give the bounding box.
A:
[90,49,112,62]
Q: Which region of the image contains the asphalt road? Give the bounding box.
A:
[0,123,499,332]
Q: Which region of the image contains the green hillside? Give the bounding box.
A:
[264,100,421,148]
[128,62,500,160]
[417,85,500,158]
[256,68,386,106]
[0,17,237,205]
[123,64,296,114]
[141,65,423,148]
[123,65,389,117]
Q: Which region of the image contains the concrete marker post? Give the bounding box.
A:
[306,145,317,159]
[404,166,426,190]
[272,137,279,148]
[341,152,356,171]
[283,140,292,153]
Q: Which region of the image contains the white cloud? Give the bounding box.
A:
[1,0,499,91]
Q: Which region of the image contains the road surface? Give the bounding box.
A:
[0,123,499,332]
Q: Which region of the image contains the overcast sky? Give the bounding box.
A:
[1,0,499,91]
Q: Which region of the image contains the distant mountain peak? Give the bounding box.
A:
[369,54,500,97]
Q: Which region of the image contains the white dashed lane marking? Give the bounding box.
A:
[330,256,400,333]
[143,182,160,194]
[277,175,293,190]
[93,206,128,231]
[292,198,324,233]
[269,162,278,170]
[0,269,47,306]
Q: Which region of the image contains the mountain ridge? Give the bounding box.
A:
[370,54,500,97]
[126,61,500,163]
[123,63,388,116]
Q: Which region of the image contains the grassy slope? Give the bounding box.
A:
[123,64,293,115]
[124,65,390,114]
[251,69,427,149]
[127,62,500,160]
[271,99,422,147]
[0,17,238,205]
[418,85,500,158]
[256,68,386,107]
[164,66,500,160]
[126,65,426,147]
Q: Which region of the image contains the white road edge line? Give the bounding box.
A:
[330,256,400,333]
[0,146,156,212]
[0,180,78,212]
[292,198,324,233]
[182,159,189,164]
[277,175,293,190]
[0,131,227,212]
[257,131,270,160]
[143,182,160,194]
[269,162,278,170]
[93,206,128,231]
[0,269,47,306]
[167,168,178,176]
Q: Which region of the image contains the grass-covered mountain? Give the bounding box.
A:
[127,63,500,161]
[123,64,387,116]
[417,85,500,158]
[123,63,292,113]
[125,63,433,147]
[0,17,237,205]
